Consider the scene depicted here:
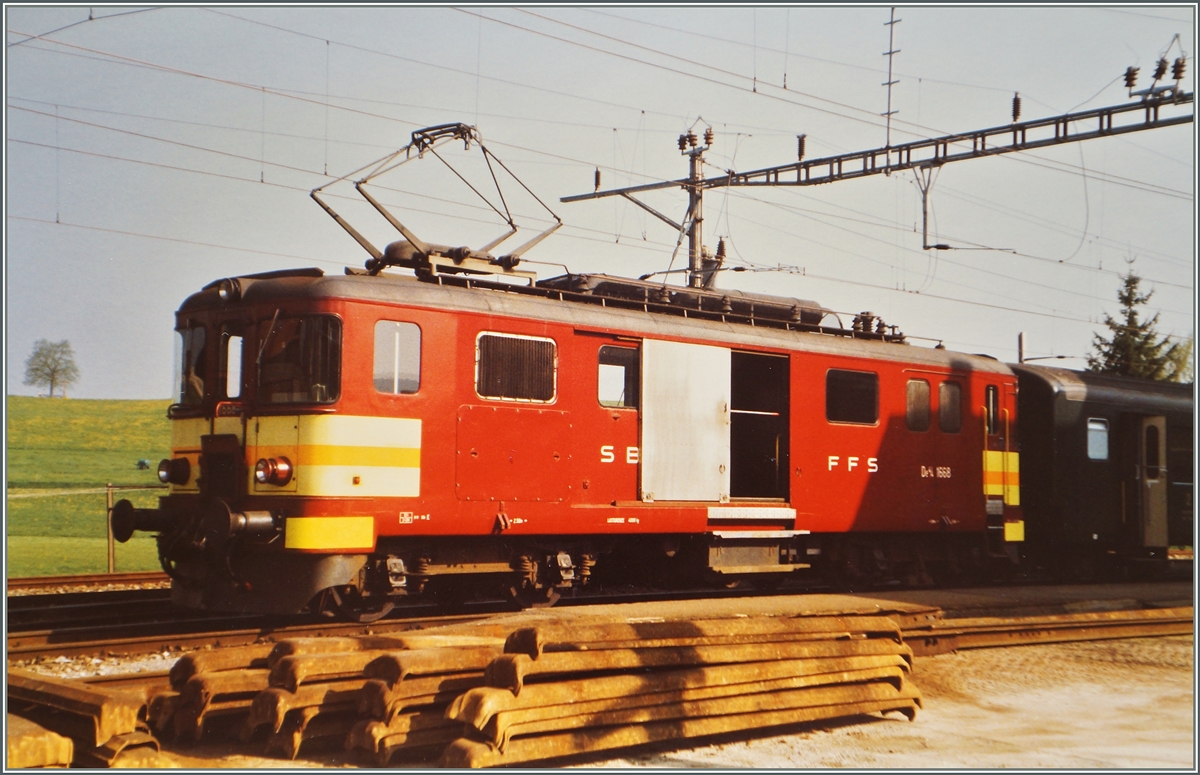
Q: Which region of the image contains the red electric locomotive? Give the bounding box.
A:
[113,125,1024,619]
[113,263,1023,618]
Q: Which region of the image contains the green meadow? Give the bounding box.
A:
[6,396,172,576]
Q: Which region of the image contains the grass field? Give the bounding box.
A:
[6,395,172,576]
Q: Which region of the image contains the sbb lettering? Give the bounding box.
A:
[601,445,640,464]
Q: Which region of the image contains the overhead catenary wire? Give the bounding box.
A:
[8,13,1190,339]
[11,97,1191,304]
[13,18,1190,203]
[10,111,1191,304]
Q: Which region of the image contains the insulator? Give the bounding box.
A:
[412,556,430,576]
[1172,56,1186,80]
[1153,57,1168,80]
[687,130,697,148]
[797,134,807,161]
[716,237,726,258]
[594,168,601,191]
[1124,66,1139,88]
[1011,93,1021,123]
[678,134,688,151]
[704,127,713,145]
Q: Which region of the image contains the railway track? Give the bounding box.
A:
[7,580,1192,661]
[7,571,169,592]
[7,598,1190,769]
[5,578,809,660]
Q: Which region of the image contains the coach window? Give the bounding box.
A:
[476,333,556,402]
[985,385,1000,435]
[939,381,962,433]
[598,346,639,409]
[1087,418,1109,461]
[374,321,421,394]
[826,369,878,425]
[1145,425,1161,479]
[906,379,930,431]
[257,315,341,404]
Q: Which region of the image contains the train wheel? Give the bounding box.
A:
[324,586,395,623]
[508,582,560,610]
[749,573,786,592]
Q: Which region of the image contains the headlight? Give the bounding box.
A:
[255,456,292,486]
[216,278,241,303]
[157,458,190,485]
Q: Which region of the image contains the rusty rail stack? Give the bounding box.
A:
[439,616,920,767]
[7,669,163,767]
[7,602,1190,768]
[142,632,509,762]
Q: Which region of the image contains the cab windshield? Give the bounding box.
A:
[256,315,341,404]
[176,326,207,405]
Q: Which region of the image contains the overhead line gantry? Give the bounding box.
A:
[563,91,1194,288]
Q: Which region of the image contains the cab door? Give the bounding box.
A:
[1140,416,1168,547]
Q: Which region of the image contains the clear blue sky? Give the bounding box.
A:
[5,5,1195,399]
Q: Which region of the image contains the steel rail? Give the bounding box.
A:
[7,571,169,592]
[902,606,1193,656]
[6,612,491,661]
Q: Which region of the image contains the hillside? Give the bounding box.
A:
[6,395,172,489]
[6,396,172,576]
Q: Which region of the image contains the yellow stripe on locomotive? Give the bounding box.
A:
[249,415,421,497]
[284,516,376,550]
[983,450,1020,506]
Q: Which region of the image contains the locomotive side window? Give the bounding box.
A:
[223,331,243,399]
[985,385,1000,435]
[826,369,877,425]
[938,381,961,433]
[374,321,421,394]
[1087,418,1109,460]
[598,345,639,408]
[257,315,341,404]
[177,325,207,405]
[906,379,930,431]
[476,333,556,402]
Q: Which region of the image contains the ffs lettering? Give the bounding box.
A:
[827,455,879,473]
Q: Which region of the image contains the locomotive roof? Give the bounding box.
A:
[185,267,1016,376]
[1011,363,1195,414]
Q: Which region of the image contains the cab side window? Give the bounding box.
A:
[374,321,421,394]
[598,346,639,408]
[985,384,1000,435]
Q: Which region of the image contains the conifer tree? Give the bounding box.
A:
[1088,264,1186,381]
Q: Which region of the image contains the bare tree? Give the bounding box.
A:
[23,339,80,397]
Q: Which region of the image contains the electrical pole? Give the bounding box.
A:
[685,130,707,288]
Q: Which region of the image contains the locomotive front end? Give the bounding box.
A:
[113,269,380,615]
